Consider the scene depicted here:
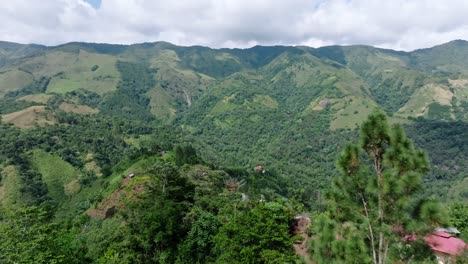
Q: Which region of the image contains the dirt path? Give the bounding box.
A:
[293,215,314,264]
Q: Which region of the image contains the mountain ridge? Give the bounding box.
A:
[3,39,467,52]
[0,38,466,208]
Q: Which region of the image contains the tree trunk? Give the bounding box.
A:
[373,147,385,264]
[360,193,378,264]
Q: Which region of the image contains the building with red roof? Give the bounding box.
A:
[424,231,467,263]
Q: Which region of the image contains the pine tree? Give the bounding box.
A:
[312,110,446,264]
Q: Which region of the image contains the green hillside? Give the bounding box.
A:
[30,149,77,201]
[1,40,468,122]
[0,40,466,202]
[0,40,467,263]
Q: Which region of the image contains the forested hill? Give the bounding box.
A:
[1,39,467,203]
[2,40,468,122]
[1,40,467,205]
[0,39,467,262]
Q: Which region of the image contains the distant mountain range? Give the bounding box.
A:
[1,40,468,124]
[1,40,467,204]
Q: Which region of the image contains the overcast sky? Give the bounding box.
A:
[2,0,468,51]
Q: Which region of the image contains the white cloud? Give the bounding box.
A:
[1,0,468,50]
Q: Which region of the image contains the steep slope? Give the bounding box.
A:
[1,40,468,122]
[1,48,120,95]
[0,41,46,67]
[409,39,468,75]
[179,50,373,195]
[0,69,34,97]
[312,45,429,113]
[0,42,466,264]
[0,40,466,205]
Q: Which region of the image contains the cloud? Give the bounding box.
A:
[1,0,468,50]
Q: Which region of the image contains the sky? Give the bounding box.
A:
[1,0,468,51]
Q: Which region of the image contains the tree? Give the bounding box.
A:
[213,201,298,264]
[175,145,200,166]
[0,206,64,263]
[176,209,221,264]
[124,163,195,263]
[448,202,468,241]
[312,110,446,264]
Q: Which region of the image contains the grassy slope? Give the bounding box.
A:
[31,149,77,202]
[2,105,56,128]
[0,165,23,208]
[18,93,53,104]
[342,47,431,113]
[58,102,99,114]
[409,40,468,74]
[147,49,214,122]
[124,135,153,149]
[0,49,120,96]
[398,83,454,118]
[46,50,120,94]
[329,96,377,130]
[147,85,177,122]
[0,69,34,97]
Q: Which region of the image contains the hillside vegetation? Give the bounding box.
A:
[0,40,467,263]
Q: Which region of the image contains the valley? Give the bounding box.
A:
[0,40,467,263]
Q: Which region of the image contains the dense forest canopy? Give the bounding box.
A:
[0,40,467,263]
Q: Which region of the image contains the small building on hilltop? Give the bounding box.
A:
[254,165,266,173]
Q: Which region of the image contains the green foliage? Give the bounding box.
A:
[0,206,64,263]
[123,163,195,263]
[174,46,244,78]
[403,120,468,201]
[312,46,347,65]
[214,201,298,264]
[313,110,445,264]
[0,97,39,114]
[175,144,201,166]
[427,102,452,120]
[367,73,425,113]
[0,41,468,263]
[59,89,102,108]
[5,76,50,98]
[310,212,371,264]
[56,158,305,263]
[11,153,50,205]
[0,113,167,206]
[448,202,468,241]
[31,149,77,202]
[388,239,434,263]
[82,218,134,263]
[100,61,156,121]
[176,209,221,264]
[181,64,356,208]
[409,40,468,75]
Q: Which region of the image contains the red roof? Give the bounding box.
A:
[424,231,467,256]
[254,165,263,171]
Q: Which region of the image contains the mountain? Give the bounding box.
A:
[0,40,467,262]
[0,40,467,210]
[1,40,468,121]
